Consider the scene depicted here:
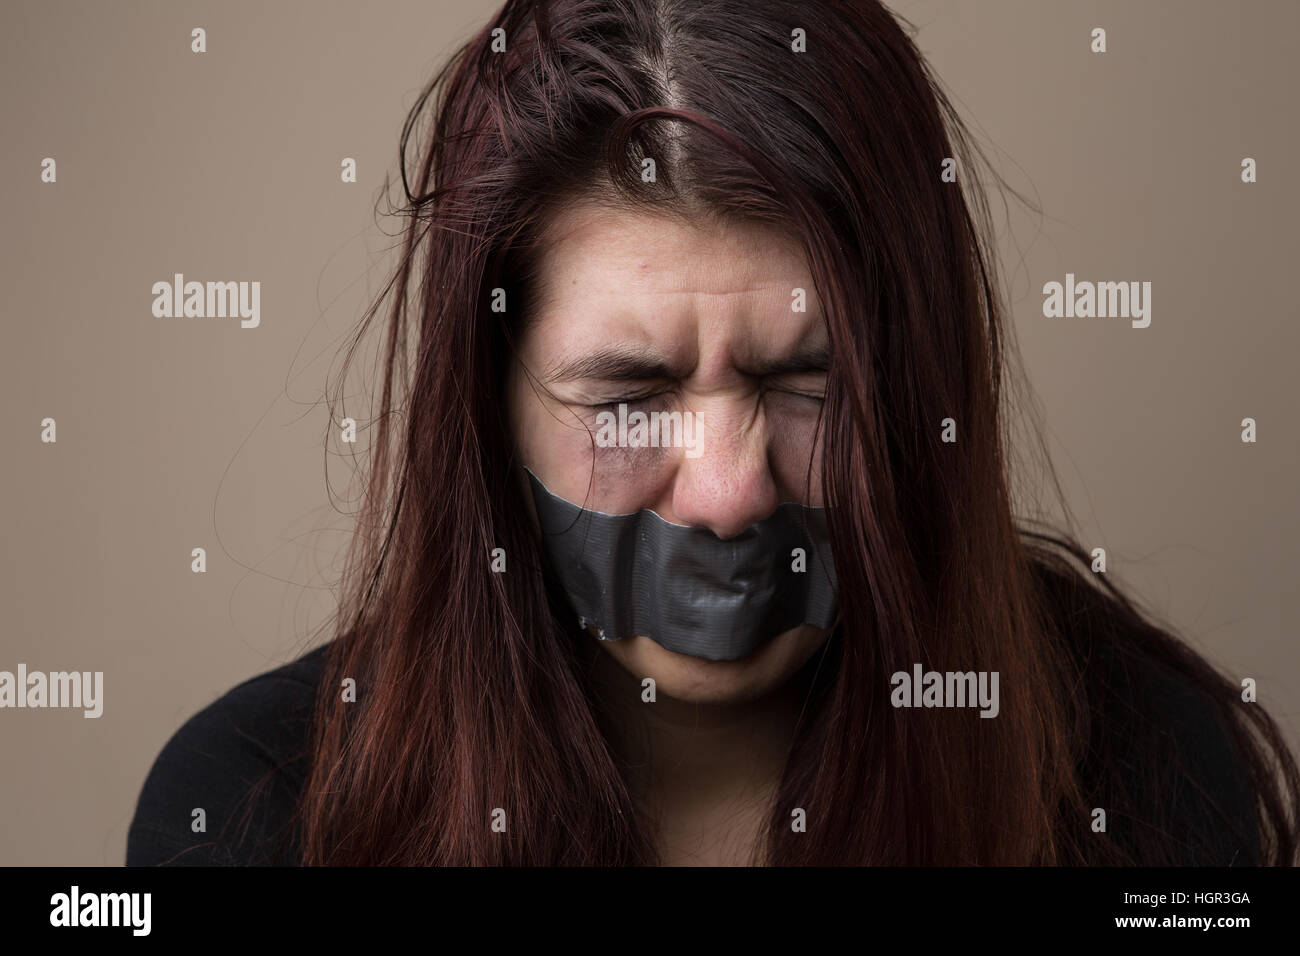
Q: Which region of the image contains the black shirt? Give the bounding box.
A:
[127,645,327,866]
[125,639,1262,865]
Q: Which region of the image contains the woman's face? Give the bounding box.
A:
[506,199,832,705]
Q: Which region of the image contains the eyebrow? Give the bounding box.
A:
[544,342,831,384]
[545,346,678,383]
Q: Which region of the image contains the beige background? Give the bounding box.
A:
[1,0,1295,865]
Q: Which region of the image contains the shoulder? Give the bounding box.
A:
[1094,642,1260,865]
[126,642,331,866]
[1031,556,1261,864]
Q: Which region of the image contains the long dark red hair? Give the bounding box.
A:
[296,0,1299,864]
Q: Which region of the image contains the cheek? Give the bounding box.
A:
[507,351,592,469]
[588,442,677,500]
[765,399,825,505]
[521,407,680,510]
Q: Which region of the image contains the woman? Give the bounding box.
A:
[127,0,1299,866]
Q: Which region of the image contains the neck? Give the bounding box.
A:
[581,638,817,864]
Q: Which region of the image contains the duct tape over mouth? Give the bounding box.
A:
[525,467,839,661]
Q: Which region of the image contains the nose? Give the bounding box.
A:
[665,399,779,540]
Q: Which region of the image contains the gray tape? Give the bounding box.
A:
[526,467,839,661]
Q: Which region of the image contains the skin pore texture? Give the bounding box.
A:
[506,199,836,864]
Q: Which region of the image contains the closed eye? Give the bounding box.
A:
[589,384,825,409]
[765,387,825,405]
[589,389,671,410]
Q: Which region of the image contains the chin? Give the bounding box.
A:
[596,623,831,705]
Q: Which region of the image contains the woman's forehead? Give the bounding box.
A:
[533,199,809,291]
[524,202,825,365]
